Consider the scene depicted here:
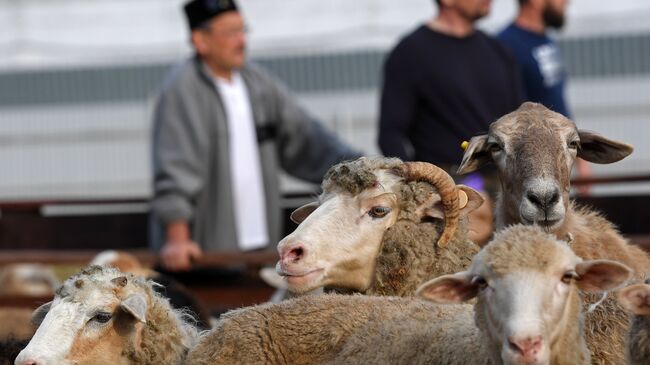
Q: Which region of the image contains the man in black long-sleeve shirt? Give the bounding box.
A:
[379,0,524,166]
[379,0,524,245]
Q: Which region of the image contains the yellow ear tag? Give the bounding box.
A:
[458,190,468,209]
[461,141,469,151]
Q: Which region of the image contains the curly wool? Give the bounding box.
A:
[121,282,198,365]
[367,181,478,296]
[321,157,403,196]
[185,294,477,365]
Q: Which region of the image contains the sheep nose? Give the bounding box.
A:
[508,335,543,359]
[279,244,306,265]
[526,187,559,210]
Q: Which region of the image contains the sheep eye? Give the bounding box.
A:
[91,312,112,324]
[568,140,580,150]
[472,276,488,290]
[561,271,578,284]
[368,206,391,219]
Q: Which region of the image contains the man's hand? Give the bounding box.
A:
[160,240,203,271]
[160,220,202,271]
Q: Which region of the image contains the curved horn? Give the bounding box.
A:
[401,162,459,248]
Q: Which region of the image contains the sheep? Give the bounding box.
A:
[186,225,632,365]
[276,156,484,297]
[618,279,650,365]
[0,264,59,297]
[185,293,478,365]
[14,265,198,365]
[458,101,650,364]
[90,250,212,330]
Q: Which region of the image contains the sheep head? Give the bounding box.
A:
[15,266,151,365]
[276,157,483,294]
[417,225,632,365]
[458,102,633,232]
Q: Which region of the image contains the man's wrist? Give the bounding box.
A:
[166,220,191,244]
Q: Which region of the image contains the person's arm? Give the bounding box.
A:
[378,45,418,160]
[151,86,207,270]
[263,70,362,183]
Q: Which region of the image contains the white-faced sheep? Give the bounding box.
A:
[335,225,631,365]
[186,225,632,365]
[276,156,484,297]
[458,101,650,364]
[14,266,198,365]
[618,279,650,365]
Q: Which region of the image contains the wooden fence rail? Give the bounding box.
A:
[0,250,279,267]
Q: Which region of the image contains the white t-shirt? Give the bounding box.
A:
[215,72,269,251]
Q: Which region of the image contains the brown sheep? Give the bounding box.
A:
[458,101,650,364]
[185,294,478,365]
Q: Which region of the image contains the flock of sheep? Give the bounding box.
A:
[10,102,650,365]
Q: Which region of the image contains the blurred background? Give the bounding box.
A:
[3,0,650,203]
[1,0,650,335]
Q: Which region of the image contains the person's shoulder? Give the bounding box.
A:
[391,24,430,53]
[241,61,276,84]
[496,23,519,42]
[158,57,204,96]
[385,24,429,67]
[476,30,518,63]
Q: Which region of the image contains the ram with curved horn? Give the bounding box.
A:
[275,156,484,297]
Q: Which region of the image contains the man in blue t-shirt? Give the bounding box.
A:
[498,0,591,192]
[497,0,569,116]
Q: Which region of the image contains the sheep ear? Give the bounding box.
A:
[416,272,477,304]
[457,135,490,175]
[575,259,632,293]
[121,293,147,323]
[290,202,319,224]
[456,185,484,215]
[618,284,650,316]
[577,130,633,164]
[31,301,52,326]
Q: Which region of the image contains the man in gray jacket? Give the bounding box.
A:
[151,0,361,271]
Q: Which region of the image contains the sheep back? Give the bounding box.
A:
[329,301,486,365]
[185,294,471,365]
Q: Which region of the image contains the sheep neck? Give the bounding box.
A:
[364,218,478,297]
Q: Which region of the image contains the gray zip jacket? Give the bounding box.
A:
[150,56,361,251]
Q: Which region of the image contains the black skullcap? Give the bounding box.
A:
[184,0,239,30]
